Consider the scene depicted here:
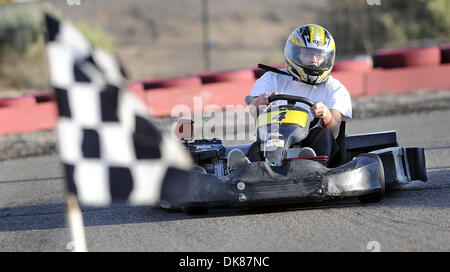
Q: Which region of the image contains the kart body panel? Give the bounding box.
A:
[160,123,427,211]
[161,95,427,212]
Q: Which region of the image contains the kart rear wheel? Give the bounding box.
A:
[356,153,385,204]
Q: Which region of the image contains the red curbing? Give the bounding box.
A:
[373,46,441,69]
[365,64,450,95]
[2,52,450,135]
[0,102,57,134]
[144,80,254,117]
[0,95,36,108]
[333,60,373,72]
[34,92,56,103]
[137,76,203,90]
[196,69,256,84]
[331,71,366,97]
[252,64,286,79]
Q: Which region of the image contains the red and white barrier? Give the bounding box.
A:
[1,45,450,135]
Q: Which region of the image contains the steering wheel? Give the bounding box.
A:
[268,94,320,128]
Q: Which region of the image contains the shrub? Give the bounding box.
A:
[324,0,450,56]
[0,3,114,94]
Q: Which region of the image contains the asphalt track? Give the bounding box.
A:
[0,109,449,252]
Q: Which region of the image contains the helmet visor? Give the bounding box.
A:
[286,45,335,72]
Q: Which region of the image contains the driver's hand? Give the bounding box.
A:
[251,92,277,107]
[310,101,330,119]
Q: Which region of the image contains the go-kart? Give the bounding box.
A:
[160,94,427,214]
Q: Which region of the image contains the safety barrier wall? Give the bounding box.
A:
[1,45,449,135]
[0,101,58,135]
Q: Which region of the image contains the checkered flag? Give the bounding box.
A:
[45,14,193,206]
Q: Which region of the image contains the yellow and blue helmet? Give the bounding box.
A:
[284,24,336,85]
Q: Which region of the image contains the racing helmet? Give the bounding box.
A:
[284,24,336,85]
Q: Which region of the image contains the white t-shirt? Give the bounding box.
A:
[249,70,352,123]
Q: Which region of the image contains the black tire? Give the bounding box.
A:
[358,191,383,204]
[356,153,385,204]
[181,206,209,215]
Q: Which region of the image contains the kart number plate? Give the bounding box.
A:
[257,110,308,128]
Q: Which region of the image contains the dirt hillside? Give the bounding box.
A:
[46,0,329,81]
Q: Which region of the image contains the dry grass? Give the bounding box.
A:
[44,0,328,80]
[0,46,50,97]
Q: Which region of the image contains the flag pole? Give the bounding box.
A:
[66,194,88,252]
